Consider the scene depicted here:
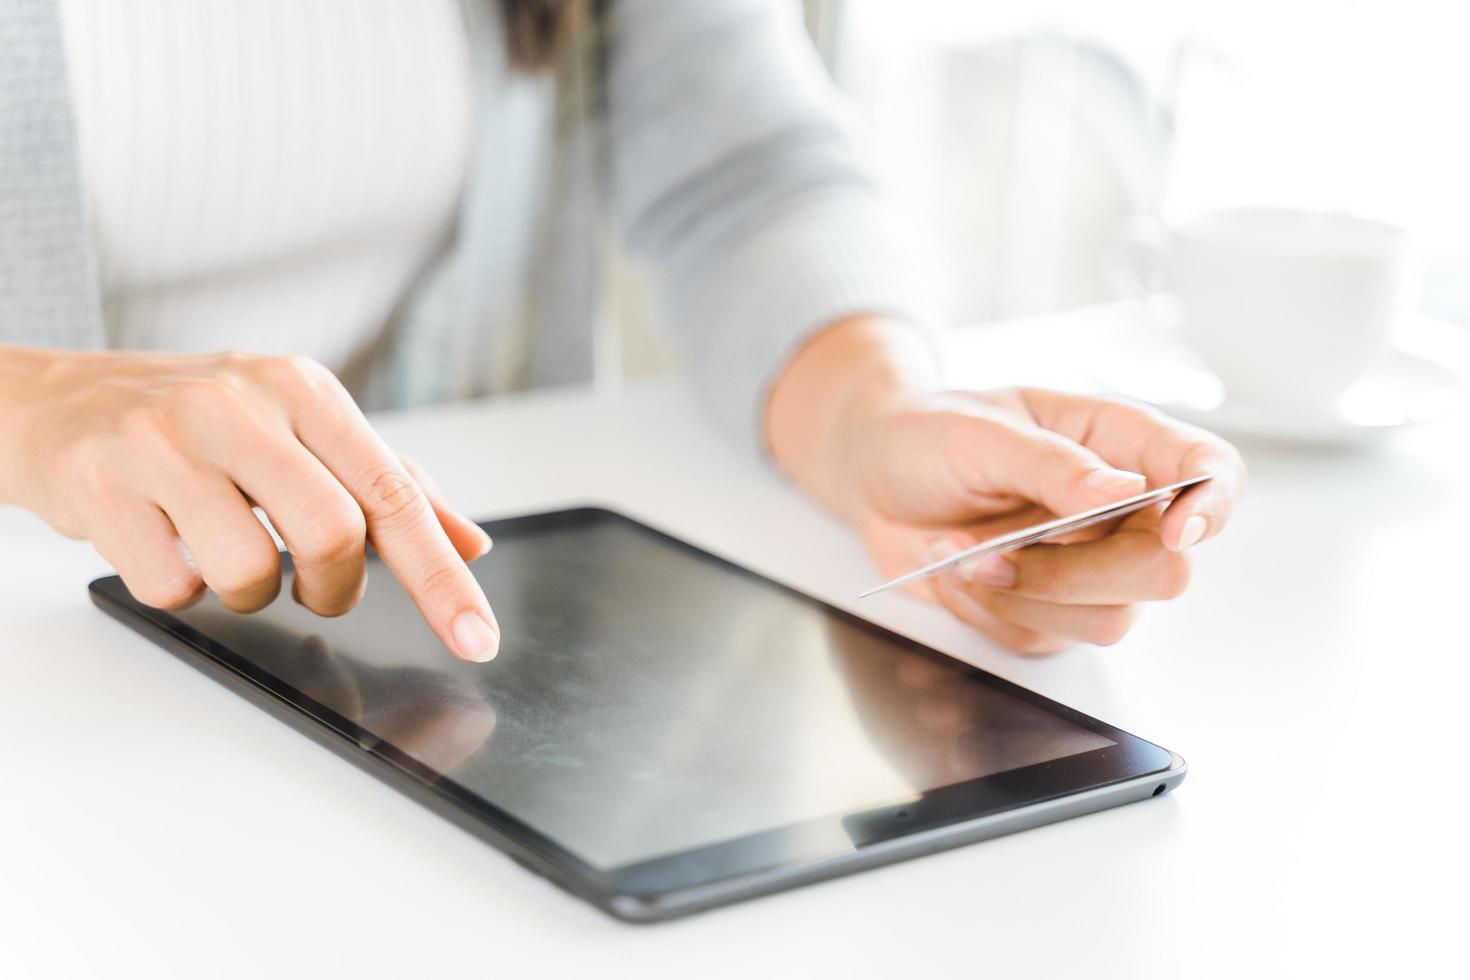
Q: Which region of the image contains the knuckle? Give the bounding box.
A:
[63,427,109,467]
[211,546,281,598]
[171,376,241,416]
[418,559,466,604]
[211,350,253,371]
[66,436,124,495]
[1217,439,1245,470]
[298,576,366,618]
[1183,438,1245,485]
[283,353,328,383]
[294,507,367,566]
[1118,397,1172,428]
[116,405,175,445]
[263,354,341,400]
[132,570,204,610]
[216,574,281,613]
[364,467,427,524]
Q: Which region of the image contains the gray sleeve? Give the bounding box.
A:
[604,0,935,454]
[0,0,104,350]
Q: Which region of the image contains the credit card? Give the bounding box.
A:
[857,474,1211,599]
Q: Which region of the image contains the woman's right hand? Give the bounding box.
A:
[0,347,501,662]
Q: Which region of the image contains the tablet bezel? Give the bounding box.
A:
[89,506,1181,921]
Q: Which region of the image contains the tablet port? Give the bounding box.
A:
[1152,784,1167,797]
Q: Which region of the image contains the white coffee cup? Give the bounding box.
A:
[1112,208,1409,412]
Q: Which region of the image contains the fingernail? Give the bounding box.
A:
[451,610,500,662]
[1176,515,1207,551]
[1082,468,1147,496]
[477,530,494,558]
[967,554,1016,589]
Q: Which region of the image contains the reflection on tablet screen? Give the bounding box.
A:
[173,516,1112,869]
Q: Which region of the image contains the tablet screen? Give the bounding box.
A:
[166,510,1117,870]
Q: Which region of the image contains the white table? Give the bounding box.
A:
[4,306,1467,978]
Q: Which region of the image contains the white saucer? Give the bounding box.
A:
[1090,336,1469,447]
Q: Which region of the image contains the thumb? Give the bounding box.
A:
[952,414,1147,518]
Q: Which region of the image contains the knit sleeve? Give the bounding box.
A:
[604,0,937,455]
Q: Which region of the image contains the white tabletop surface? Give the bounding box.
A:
[3,305,1467,979]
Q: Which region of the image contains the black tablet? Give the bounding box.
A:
[90,507,1185,922]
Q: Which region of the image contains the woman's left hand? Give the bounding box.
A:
[766,317,1247,655]
[841,386,1246,654]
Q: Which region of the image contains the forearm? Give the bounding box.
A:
[764,315,942,523]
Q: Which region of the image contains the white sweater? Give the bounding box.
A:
[58,0,474,373]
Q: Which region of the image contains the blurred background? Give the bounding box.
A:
[615,0,1470,379]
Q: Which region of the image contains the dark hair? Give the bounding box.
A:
[499,0,577,70]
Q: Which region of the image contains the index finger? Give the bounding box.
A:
[1018,389,1247,551]
[284,364,499,662]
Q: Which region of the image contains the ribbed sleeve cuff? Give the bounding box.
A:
[663,190,939,459]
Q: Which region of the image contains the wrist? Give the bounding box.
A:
[0,345,64,507]
[765,316,942,522]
